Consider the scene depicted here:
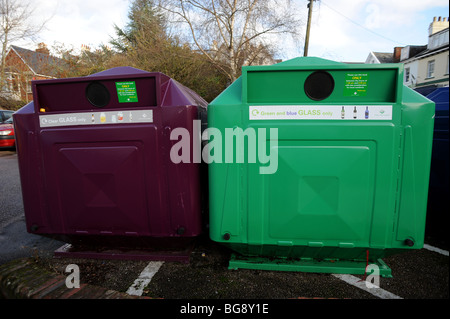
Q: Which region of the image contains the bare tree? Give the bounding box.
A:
[110,0,228,102]
[0,0,48,90]
[158,0,302,82]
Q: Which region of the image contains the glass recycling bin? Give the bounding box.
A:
[207,57,435,276]
[13,67,207,253]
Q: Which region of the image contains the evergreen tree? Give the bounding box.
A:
[111,0,165,53]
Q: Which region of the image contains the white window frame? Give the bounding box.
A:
[427,60,435,78]
[446,55,449,75]
[26,76,32,93]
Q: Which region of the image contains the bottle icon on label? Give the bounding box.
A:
[353,106,357,119]
[365,106,369,119]
[100,112,106,123]
[118,112,124,122]
[341,106,345,119]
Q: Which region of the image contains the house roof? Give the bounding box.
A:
[8,46,67,78]
[413,45,448,59]
[373,52,394,63]
[413,28,449,59]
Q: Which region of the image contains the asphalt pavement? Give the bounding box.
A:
[0,151,64,265]
[0,151,23,230]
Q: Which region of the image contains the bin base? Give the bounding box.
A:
[228,254,392,278]
[54,243,194,263]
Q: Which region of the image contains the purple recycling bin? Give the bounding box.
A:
[13,67,207,253]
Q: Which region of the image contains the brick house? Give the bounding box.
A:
[2,43,66,103]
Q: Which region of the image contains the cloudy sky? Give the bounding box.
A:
[299,0,450,62]
[19,0,450,63]
[19,0,130,51]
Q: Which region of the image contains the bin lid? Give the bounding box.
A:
[30,67,207,112]
[233,56,405,105]
[426,87,449,112]
[275,56,343,67]
[88,66,150,77]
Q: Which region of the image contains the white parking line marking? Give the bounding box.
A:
[126,261,164,296]
[332,274,402,299]
[423,244,449,256]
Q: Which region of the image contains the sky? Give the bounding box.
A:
[16,0,450,63]
[17,0,130,52]
[297,0,450,62]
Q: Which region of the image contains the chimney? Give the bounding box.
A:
[393,47,403,62]
[35,42,49,55]
[429,16,449,35]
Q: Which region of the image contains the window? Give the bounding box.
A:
[405,67,410,82]
[427,60,435,78]
[447,55,449,75]
[6,73,13,92]
[12,74,19,92]
[26,77,32,93]
[0,110,14,123]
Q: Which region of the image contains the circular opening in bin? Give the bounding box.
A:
[86,82,110,108]
[304,71,335,101]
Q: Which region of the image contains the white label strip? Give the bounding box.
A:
[249,105,392,120]
[39,110,153,128]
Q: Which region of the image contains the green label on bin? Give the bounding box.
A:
[116,81,138,103]
[344,73,369,97]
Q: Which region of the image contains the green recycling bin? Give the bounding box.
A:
[207,57,435,277]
